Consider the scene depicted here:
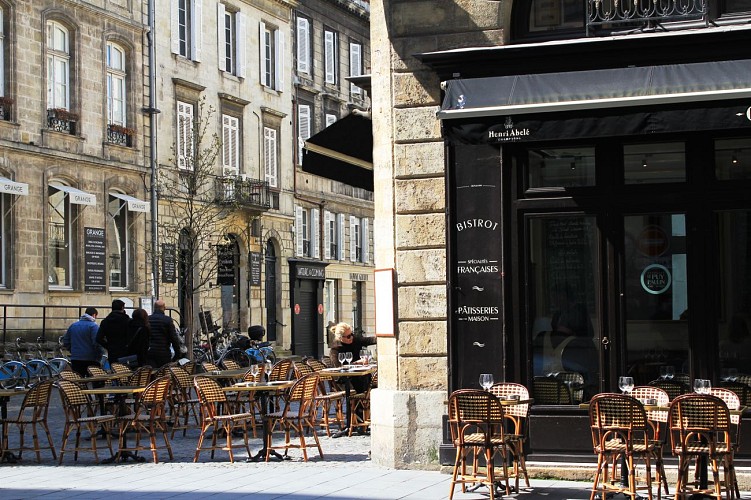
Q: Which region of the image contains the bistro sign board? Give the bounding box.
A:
[84,227,106,292]
[216,245,235,286]
[487,117,532,143]
[162,243,176,283]
[249,251,262,286]
[296,264,325,279]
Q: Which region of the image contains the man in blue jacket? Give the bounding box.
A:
[63,307,103,376]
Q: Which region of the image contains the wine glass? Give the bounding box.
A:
[479,373,494,390]
[618,376,634,395]
[659,366,668,380]
[249,364,259,382]
[344,352,353,369]
[693,379,706,394]
[265,360,273,381]
[701,379,712,394]
[665,366,675,380]
[360,349,369,365]
[338,352,346,370]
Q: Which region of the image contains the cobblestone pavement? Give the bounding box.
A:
[1,389,747,499]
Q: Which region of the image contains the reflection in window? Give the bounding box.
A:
[529,215,599,404]
[513,0,585,39]
[528,146,595,188]
[715,138,751,180]
[725,0,751,14]
[324,278,338,329]
[48,183,74,288]
[624,142,685,184]
[108,193,129,289]
[106,42,126,127]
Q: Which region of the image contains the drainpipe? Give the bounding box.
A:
[146,0,160,299]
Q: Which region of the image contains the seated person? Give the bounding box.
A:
[328,322,376,393]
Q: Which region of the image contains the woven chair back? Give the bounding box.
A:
[489,382,529,418]
[269,359,293,382]
[533,376,572,404]
[168,366,192,389]
[180,361,197,374]
[648,379,688,400]
[202,361,220,373]
[589,393,648,430]
[241,365,265,383]
[719,380,751,407]
[141,376,171,405]
[59,370,83,382]
[110,363,132,375]
[194,376,228,404]
[56,379,89,407]
[87,366,108,378]
[293,362,315,378]
[222,359,242,371]
[21,379,54,412]
[305,359,327,372]
[710,387,741,425]
[632,385,670,423]
[668,393,732,454]
[128,366,153,387]
[286,373,320,418]
[448,389,505,444]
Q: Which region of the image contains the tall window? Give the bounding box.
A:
[350,216,369,263]
[222,114,239,176]
[48,183,74,288]
[297,104,310,164]
[349,42,362,95]
[106,42,126,127]
[260,22,284,90]
[176,101,194,170]
[296,16,311,75]
[108,192,130,289]
[324,211,344,260]
[263,126,278,187]
[0,193,8,287]
[172,0,202,61]
[324,279,338,328]
[296,206,319,258]
[46,21,70,110]
[0,6,5,100]
[324,29,338,85]
[217,5,245,77]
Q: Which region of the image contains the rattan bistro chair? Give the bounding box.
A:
[167,366,201,438]
[56,379,115,464]
[448,389,513,500]
[649,379,689,401]
[588,393,660,500]
[533,376,573,404]
[668,394,736,500]
[631,386,671,496]
[264,373,323,462]
[488,382,531,490]
[116,376,174,464]
[193,376,254,463]
[1,379,57,462]
[709,387,742,498]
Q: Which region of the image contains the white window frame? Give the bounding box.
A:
[296,205,309,257]
[297,104,310,165]
[349,41,362,95]
[337,213,345,260]
[324,279,338,327]
[172,0,202,61]
[296,16,310,75]
[311,208,320,259]
[217,4,245,77]
[349,216,369,263]
[259,22,284,90]
[0,7,5,97]
[263,126,278,187]
[176,101,194,170]
[106,42,126,127]
[324,210,339,260]
[324,29,337,85]
[48,182,74,289]
[46,20,70,110]
[222,114,239,176]
[107,191,131,290]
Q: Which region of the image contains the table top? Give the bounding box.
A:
[0,388,28,397]
[579,402,746,416]
[82,386,147,396]
[319,366,376,378]
[193,369,248,379]
[81,373,126,383]
[222,380,294,392]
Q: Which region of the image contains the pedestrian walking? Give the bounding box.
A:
[147,299,183,367]
[63,307,103,377]
[96,299,131,365]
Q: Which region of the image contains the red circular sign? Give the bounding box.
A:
[318,304,324,315]
[294,304,300,315]
[637,225,670,257]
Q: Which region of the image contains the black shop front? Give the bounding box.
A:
[419,28,751,462]
[289,260,328,358]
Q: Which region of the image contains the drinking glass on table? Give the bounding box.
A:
[249,364,259,382]
[479,373,494,391]
[618,376,634,395]
[344,352,353,369]
[694,379,711,394]
[338,352,346,370]
[665,366,675,380]
[360,349,369,365]
[265,360,273,381]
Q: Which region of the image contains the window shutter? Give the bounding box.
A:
[298,104,310,164]
[222,114,239,175]
[295,206,304,257]
[192,0,203,61]
[296,17,309,74]
[311,208,320,259]
[325,114,337,127]
[170,0,180,54]
[323,210,332,260]
[216,3,226,71]
[324,30,335,84]
[350,42,361,94]
[274,29,284,91]
[177,101,194,170]
[362,218,369,263]
[264,127,277,187]
[350,216,357,262]
[337,213,345,260]
[259,22,266,86]
[235,12,246,78]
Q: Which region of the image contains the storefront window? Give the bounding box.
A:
[352,281,363,333]
[624,142,685,184]
[528,146,595,188]
[529,215,599,404]
[324,278,338,328]
[715,138,751,180]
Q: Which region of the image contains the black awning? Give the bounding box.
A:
[440,59,751,119]
[302,113,373,191]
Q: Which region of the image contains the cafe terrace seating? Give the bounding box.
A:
[1,379,57,462]
[304,358,347,436]
[167,366,200,438]
[264,373,323,462]
[709,387,742,498]
[116,376,174,464]
[193,376,254,463]
[56,379,115,464]
[488,382,530,491]
[447,389,513,500]
[221,359,242,371]
[631,386,670,496]
[533,376,573,405]
[349,370,377,436]
[649,379,689,401]
[588,393,660,500]
[668,393,736,500]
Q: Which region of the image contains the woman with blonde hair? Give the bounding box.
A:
[328,322,376,391]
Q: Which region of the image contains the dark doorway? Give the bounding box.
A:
[178,228,193,329]
[219,235,240,331]
[265,239,277,342]
[294,279,318,357]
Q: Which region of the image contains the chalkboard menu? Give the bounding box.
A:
[249,251,261,286]
[84,227,106,292]
[543,217,596,312]
[217,245,235,286]
[162,243,176,283]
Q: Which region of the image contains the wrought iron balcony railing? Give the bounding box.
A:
[214,176,273,211]
[587,0,707,34]
[47,108,78,135]
[107,124,134,147]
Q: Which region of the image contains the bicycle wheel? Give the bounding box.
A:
[220,348,251,367]
[25,359,53,383]
[0,361,29,389]
[193,348,208,363]
[48,358,70,376]
[261,348,276,364]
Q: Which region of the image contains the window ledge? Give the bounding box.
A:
[41,128,85,154]
[220,71,243,83]
[103,141,142,165]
